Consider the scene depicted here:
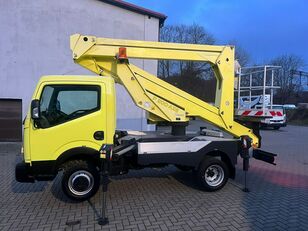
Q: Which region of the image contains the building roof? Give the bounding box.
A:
[99,0,167,26]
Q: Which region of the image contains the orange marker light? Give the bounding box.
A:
[118,47,127,59]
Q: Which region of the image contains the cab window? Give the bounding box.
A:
[38,85,100,128]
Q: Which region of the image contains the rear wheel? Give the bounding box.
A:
[61,160,100,201]
[197,157,229,191]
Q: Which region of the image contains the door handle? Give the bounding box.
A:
[93,131,104,140]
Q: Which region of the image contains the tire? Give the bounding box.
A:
[175,164,193,172]
[196,157,229,191]
[61,160,100,201]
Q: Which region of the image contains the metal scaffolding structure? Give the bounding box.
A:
[235,65,281,110]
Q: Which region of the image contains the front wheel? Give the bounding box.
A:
[61,160,100,201]
[197,157,229,191]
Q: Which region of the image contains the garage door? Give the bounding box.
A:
[0,99,22,142]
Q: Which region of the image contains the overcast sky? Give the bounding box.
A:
[129,0,308,69]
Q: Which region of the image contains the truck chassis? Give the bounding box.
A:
[17,129,240,200]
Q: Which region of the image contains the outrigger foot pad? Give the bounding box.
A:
[98,217,109,226]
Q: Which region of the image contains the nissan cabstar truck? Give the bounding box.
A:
[15,34,276,201]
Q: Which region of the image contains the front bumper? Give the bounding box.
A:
[262,122,286,127]
[15,162,35,183]
[15,160,57,182]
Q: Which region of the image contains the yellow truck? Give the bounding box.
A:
[15,34,276,201]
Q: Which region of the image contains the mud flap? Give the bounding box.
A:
[253,149,277,165]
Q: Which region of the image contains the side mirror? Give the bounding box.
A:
[31,99,41,119]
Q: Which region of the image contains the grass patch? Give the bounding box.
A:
[286,108,308,126]
[288,119,308,126]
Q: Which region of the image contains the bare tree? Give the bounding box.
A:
[185,23,215,77]
[158,25,176,78]
[187,23,215,44]
[158,23,215,79]
[229,40,250,67]
[270,54,305,103]
[158,23,217,102]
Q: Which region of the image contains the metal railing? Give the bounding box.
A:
[235,65,281,110]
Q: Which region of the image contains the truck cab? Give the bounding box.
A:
[17,76,115,193]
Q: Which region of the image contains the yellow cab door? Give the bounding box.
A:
[29,79,107,162]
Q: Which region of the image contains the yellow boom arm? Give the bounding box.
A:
[70,34,259,147]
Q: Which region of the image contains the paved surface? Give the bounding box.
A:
[1,125,308,231]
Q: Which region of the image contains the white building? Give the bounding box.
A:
[0,0,166,141]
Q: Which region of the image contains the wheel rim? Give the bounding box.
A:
[68,170,94,196]
[204,164,224,187]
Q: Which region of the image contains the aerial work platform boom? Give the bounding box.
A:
[70,34,259,147]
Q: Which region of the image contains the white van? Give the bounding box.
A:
[260,105,287,130]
